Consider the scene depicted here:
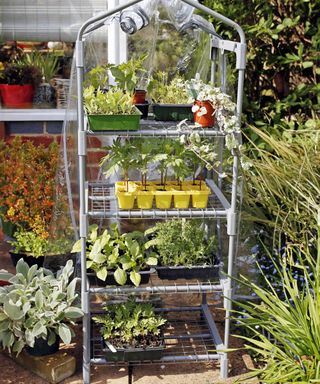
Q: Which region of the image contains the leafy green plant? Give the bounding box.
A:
[132,139,157,190]
[84,64,110,89]
[100,138,136,192]
[166,141,191,189]
[108,54,147,93]
[234,237,320,383]
[93,297,166,348]
[9,229,48,258]
[19,51,59,83]
[145,219,216,267]
[83,86,139,115]
[0,259,82,355]
[71,224,158,287]
[149,71,189,104]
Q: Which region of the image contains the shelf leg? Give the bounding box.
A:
[128,363,133,384]
[220,354,229,379]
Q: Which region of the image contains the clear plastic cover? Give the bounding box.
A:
[46,1,236,273]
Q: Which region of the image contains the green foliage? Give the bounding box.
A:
[19,51,60,83]
[9,229,48,257]
[0,260,82,355]
[145,219,216,267]
[235,239,320,383]
[242,126,320,242]
[84,65,110,89]
[203,0,319,140]
[149,72,190,104]
[100,138,136,191]
[93,298,166,347]
[108,54,148,93]
[83,86,139,115]
[99,136,216,188]
[71,224,158,287]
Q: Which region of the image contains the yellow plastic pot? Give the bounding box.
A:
[115,181,139,194]
[136,189,154,209]
[116,191,135,209]
[190,190,210,208]
[168,187,191,209]
[154,190,173,209]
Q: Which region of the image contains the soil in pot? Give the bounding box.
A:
[26,336,60,356]
[9,251,44,268]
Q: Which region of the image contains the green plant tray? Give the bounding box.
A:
[87,114,140,131]
[152,104,193,122]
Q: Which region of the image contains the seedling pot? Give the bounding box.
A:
[156,265,219,280]
[154,190,173,209]
[87,114,140,131]
[153,104,193,121]
[136,189,154,209]
[103,340,165,362]
[135,102,149,119]
[116,191,136,209]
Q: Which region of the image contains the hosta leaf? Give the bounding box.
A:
[96,267,108,281]
[58,324,72,344]
[114,268,127,286]
[130,271,141,287]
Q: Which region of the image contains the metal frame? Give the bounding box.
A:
[75,1,246,383]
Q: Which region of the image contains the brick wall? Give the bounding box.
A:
[0,120,103,181]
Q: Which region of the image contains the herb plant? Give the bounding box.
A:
[0,259,82,355]
[19,51,59,83]
[145,219,216,267]
[9,229,48,257]
[149,72,189,104]
[71,224,158,287]
[93,297,166,349]
[0,62,42,86]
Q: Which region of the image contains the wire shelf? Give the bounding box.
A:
[89,272,223,294]
[86,119,228,137]
[87,181,229,219]
[90,307,223,366]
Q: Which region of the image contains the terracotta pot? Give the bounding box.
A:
[133,89,146,104]
[0,84,34,108]
[193,100,215,128]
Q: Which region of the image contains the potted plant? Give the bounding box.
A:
[93,297,166,362]
[83,85,142,131]
[71,224,158,287]
[185,77,236,128]
[166,141,192,209]
[149,72,193,121]
[0,60,41,107]
[132,139,157,209]
[108,54,149,118]
[0,259,83,356]
[100,138,137,209]
[20,51,60,107]
[145,219,219,280]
